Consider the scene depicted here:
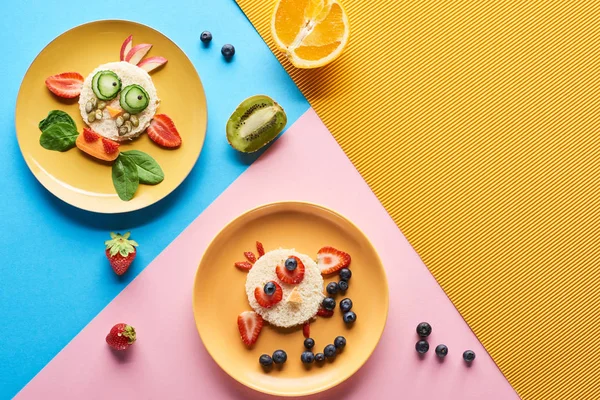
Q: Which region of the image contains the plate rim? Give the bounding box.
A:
[192,201,390,397]
[15,19,207,214]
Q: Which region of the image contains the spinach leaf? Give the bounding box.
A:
[39,110,76,132]
[39,122,78,151]
[120,150,164,185]
[112,155,139,201]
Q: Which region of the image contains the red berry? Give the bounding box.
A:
[254,281,283,308]
[235,261,253,270]
[275,256,305,284]
[147,114,182,148]
[237,311,263,346]
[83,127,100,143]
[244,251,257,264]
[317,246,351,275]
[256,241,265,257]
[317,307,334,317]
[105,232,139,276]
[303,321,310,338]
[106,323,136,350]
[102,138,120,154]
[45,72,84,98]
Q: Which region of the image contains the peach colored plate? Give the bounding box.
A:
[15,20,207,213]
[193,202,389,396]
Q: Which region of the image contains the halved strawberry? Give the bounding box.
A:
[317,246,351,275]
[275,256,305,284]
[244,251,257,264]
[147,114,182,148]
[256,241,265,257]
[235,261,252,270]
[83,127,100,143]
[254,281,283,308]
[102,138,120,154]
[237,311,263,347]
[303,321,310,338]
[45,72,84,98]
[317,307,334,317]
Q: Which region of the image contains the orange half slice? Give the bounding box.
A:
[271,0,350,69]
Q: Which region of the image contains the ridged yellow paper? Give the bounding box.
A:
[236,1,600,398]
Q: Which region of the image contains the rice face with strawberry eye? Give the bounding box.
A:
[78,61,160,142]
[245,249,324,328]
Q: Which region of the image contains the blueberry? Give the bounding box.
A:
[435,344,448,358]
[338,280,349,292]
[326,282,339,295]
[200,31,212,43]
[339,268,352,281]
[334,336,346,349]
[416,322,432,338]
[315,353,325,362]
[301,351,315,364]
[221,44,235,58]
[272,349,287,364]
[264,282,276,296]
[324,344,337,359]
[285,257,297,271]
[259,354,273,366]
[343,311,356,324]
[322,297,336,311]
[415,340,429,354]
[339,298,353,312]
[304,338,315,349]
[463,350,476,362]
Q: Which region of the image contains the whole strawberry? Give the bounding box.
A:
[105,232,139,275]
[106,323,136,350]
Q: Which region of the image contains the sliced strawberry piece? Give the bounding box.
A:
[237,311,263,347]
[102,138,120,154]
[235,261,252,270]
[45,72,84,98]
[317,246,351,275]
[83,127,100,143]
[244,251,256,264]
[147,114,182,148]
[275,256,305,284]
[256,241,265,257]
[254,281,283,308]
[317,307,334,317]
[303,321,310,338]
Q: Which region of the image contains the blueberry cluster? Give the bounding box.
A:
[199,30,235,59]
[414,322,476,363]
[323,268,356,323]
[301,336,347,365]
[259,349,287,367]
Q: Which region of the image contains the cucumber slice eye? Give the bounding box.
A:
[91,71,121,101]
[119,84,149,114]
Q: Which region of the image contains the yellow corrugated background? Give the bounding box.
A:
[235,1,600,398]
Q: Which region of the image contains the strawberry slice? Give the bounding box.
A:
[102,138,120,154]
[45,72,84,98]
[147,114,182,148]
[235,261,252,270]
[83,127,100,143]
[254,281,283,308]
[275,255,305,284]
[317,246,351,275]
[256,241,265,257]
[317,307,334,317]
[303,321,310,338]
[237,311,263,347]
[244,251,257,264]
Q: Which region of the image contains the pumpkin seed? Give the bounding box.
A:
[95,109,103,120]
[122,113,130,121]
[119,126,129,136]
[130,115,139,127]
[124,121,133,133]
[85,101,94,113]
[97,101,106,110]
[115,116,124,127]
[87,111,96,123]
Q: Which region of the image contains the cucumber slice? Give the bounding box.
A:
[92,71,121,100]
[120,84,149,114]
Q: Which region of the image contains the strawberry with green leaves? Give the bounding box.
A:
[106,323,136,350]
[105,232,139,275]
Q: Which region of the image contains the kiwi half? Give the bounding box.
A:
[226,95,287,153]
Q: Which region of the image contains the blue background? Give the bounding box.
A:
[0,1,309,397]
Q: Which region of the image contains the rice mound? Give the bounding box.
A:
[78,61,160,142]
[245,248,324,328]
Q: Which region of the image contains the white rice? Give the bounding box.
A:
[78,61,159,142]
[245,249,324,328]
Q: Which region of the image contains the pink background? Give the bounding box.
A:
[17,109,518,399]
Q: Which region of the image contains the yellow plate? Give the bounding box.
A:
[15,20,207,213]
[193,202,389,397]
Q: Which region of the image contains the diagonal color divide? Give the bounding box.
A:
[235,0,600,398]
[17,110,517,399]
